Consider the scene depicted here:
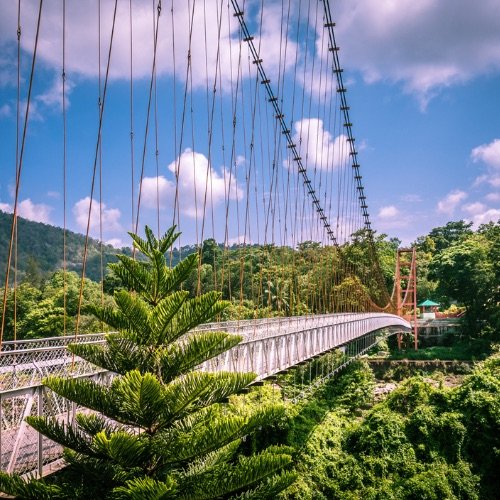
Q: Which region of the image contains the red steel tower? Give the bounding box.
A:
[395,247,418,350]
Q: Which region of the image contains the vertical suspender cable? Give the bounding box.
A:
[62,0,68,335]
[1,0,44,349]
[153,0,161,238]
[13,0,22,343]
[98,0,105,326]
[74,0,118,338]
[129,0,135,234]
[134,0,162,245]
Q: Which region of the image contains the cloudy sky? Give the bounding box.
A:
[0,0,499,248]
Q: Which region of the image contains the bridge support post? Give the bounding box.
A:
[37,386,43,478]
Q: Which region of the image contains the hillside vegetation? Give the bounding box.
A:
[0,210,128,283]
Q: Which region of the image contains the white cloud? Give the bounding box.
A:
[471,138,500,169]
[462,202,486,215]
[140,176,173,210]
[329,0,500,107]
[0,1,300,94]
[19,99,43,122]
[471,138,500,189]
[255,3,300,83]
[235,155,247,168]
[106,238,126,249]
[140,148,243,219]
[472,174,489,187]
[436,190,467,215]
[471,208,500,226]
[0,198,52,224]
[291,118,348,171]
[2,0,499,108]
[18,199,52,223]
[0,48,17,87]
[378,205,399,218]
[73,196,122,233]
[485,192,500,202]
[0,103,11,118]
[37,75,75,110]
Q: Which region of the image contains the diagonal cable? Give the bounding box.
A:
[230,0,338,246]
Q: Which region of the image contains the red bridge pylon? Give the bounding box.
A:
[395,247,418,350]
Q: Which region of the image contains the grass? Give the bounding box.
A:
[389,340,491,361]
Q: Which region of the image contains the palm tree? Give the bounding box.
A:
[0,226,295,499]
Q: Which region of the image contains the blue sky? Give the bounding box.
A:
[0,0,499,248]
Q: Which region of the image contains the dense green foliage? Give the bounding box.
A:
[0,210,133,283]
[0,270,112,340]
[415,220,499,339]
[0,226,296,499]
[1,219,400,341]
[278,354,499,500]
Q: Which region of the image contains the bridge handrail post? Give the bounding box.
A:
[37,385,43,478]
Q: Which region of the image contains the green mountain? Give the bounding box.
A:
[0,211,203,284]
[0,210,131,283]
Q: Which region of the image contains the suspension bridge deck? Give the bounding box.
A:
[0,313,409,476]
[0,312,410,391]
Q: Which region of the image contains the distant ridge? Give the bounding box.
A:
[0,210,130,283]
[0,211,205,283]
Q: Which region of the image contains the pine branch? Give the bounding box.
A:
[157,225,180,255]
[129,231,153,257]
[161,372,255,425]
[165,292,229,343]
[26,416,101,457]
[158,331,242,382]
[228,471,298,499]
[111,370,165,430]
[43,376,116,417]
[68,340,141,375]
[177,449,293,499]
[185,440,241,473]
[149,291,190,345]
[0,473,63,499]
[162,253,199,295]
[109,257,152,298]
[112,476,176,500]
[84,303,131,333]
[113,291,152,344]
[75,412,116,437]
[92,431,151,469]
[153,416,247,465]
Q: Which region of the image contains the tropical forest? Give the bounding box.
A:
[0,212,498,499]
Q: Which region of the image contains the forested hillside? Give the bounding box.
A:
[0,211,201,283]
[0,210,128,282]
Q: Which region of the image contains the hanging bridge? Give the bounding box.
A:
[0,312,410,475]
[0,0,418,478]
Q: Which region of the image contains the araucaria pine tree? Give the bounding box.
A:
[0,226,295,499]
